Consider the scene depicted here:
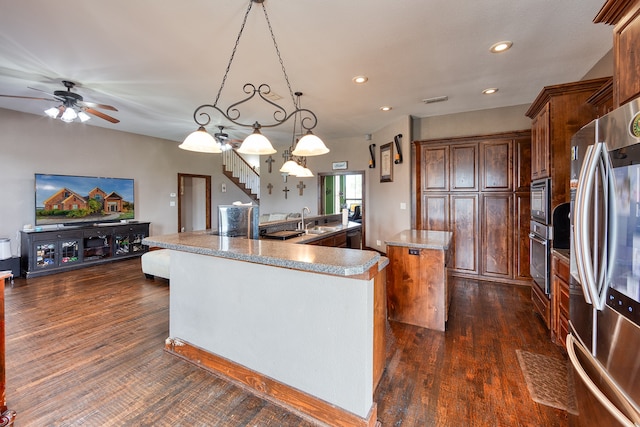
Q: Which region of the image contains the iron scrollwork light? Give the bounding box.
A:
[180,0,329,156]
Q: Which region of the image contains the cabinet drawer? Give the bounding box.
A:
[531,285,550,328]
[31,230,82,241]
[552,255,570,282]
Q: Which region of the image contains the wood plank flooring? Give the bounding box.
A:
[3,259,568,426]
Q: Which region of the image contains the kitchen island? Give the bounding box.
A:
[386,230,453,331]
[143,231,387,427]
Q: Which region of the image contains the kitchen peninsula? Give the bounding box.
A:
[142,231,387,427]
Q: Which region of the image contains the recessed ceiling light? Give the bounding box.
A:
[380,106,392,112]
[482,88,498,95]
[489,41,513,53]
[352,75,368,84]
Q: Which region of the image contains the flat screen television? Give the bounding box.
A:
[35,173,135,226]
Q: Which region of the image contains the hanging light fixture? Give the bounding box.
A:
[182,0,326,156]
[279,92,317,177]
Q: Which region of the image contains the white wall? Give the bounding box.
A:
[0,108,252,257]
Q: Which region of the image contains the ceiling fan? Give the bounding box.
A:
[0,80,119,123]
[214,125,242,150]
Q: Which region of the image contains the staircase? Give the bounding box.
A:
[222,149,260,202]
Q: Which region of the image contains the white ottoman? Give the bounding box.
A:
[141,249,170,281]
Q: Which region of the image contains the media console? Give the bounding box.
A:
[20,222,150,278]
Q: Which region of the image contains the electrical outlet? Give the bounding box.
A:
[221,183,227,193]
[376,240,381,246]
[170,201,176,207]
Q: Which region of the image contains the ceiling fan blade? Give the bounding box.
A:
[27,86,58,97]
[85,108,119,124]
[80,101,118,112]
[0,94,57,102]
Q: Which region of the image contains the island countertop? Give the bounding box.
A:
[143,230,382,277]
[385,229,453,250]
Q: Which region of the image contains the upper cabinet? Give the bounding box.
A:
[595,0,640,107]
[525,77,611,208]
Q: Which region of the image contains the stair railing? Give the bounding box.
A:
[222,149,260,200]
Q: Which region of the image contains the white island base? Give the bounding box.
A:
[145,233,387,427]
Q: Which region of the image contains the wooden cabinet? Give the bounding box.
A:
[415,130,531,284]
[305,230,347,248]
[0,273,16,426]
[526,77,611,208]
[595,0,640,107]
[551,251,570,349]
[481,193,513,279]
[450,194,478,274]
[531,103,550,180]
[532,279,551,329]
[386,243,451,331]
[21,222,150,278]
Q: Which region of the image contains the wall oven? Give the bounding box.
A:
[530,178,551,294]
[530,178,550,224]
[529,220,550,294]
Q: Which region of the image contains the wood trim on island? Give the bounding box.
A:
[165,338,379,427]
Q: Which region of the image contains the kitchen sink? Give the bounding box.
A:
[307,225,340,234]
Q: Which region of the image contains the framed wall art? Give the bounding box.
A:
[380,142,393,182]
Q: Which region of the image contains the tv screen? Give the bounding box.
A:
[35,173,134,226]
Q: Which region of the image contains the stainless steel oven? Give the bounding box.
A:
[530,178,550,224]
[529,220,550,294]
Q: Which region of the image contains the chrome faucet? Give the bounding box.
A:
[300,206,311,232]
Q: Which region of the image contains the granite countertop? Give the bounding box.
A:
[552,247,570,263]
[385,229,453,250]
[143,229,380,277]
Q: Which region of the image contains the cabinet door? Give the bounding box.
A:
[481,193,513,279]
[514,192,531,280]
[420,193,449,231]
[481,139,513,191]
[531,103,550,179]
[422,145,449,191]
[616,11,640,105]
[450,144,478,191]
[514,136,532,191]
[450,194,478,274]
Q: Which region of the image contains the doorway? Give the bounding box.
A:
[318,171,365,244]
[177,173,211,232]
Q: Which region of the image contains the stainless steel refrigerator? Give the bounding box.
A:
[569,97,640,426]
[217,204,259,239]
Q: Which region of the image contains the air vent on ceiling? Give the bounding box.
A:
[423,95,449,104]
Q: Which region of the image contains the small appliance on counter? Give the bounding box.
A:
[217,204,259,239]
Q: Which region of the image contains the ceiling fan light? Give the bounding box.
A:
[292,131,329,156]
[179,126,222,153]
[237,127,277,155]
[44,106,60,119]
[60,107,78,123]
[78,111,91,122]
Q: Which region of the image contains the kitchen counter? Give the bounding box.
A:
[142,230,386,426]
[261,221,361,244]
[385,229,452,250]
[143,225,376,277]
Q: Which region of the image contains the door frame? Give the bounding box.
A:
[317,170,366,247]
[177,173,212,233]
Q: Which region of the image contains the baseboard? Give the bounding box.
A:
[165,338,378,427]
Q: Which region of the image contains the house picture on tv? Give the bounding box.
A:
[35,174,134,226]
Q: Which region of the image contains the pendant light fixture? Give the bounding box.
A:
[279,92,317,178]
[181,0,327,156]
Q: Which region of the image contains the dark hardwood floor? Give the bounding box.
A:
[3,259,568,426]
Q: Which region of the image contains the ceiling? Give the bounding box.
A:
[0,1,613,149]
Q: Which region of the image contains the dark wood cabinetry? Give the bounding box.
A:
[551,251,570,349]
[21,222,149,278]
[596,0,640,107]
[415,130,531,284]
[526,77,611,207]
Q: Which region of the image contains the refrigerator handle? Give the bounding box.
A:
[574,144,595,305]
[567,334,640,427]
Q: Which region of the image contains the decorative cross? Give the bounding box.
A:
[297,181,306,196]
[265,155,275,173]
[267,183,273,195]
[282,186,290,199]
